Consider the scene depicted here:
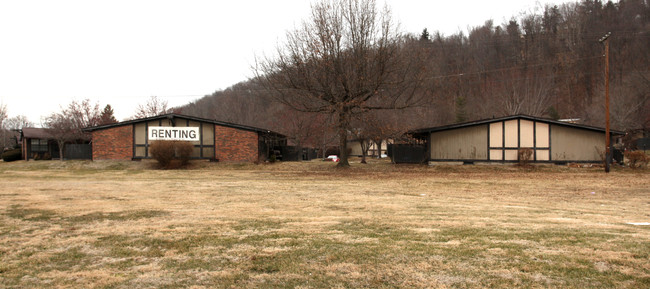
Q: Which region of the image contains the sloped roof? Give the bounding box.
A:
[83,113,285,137]
[21,127,92,141]
[411,115,625,135]
[21,127,53,139]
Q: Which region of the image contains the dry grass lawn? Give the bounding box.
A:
[0,159,648,288]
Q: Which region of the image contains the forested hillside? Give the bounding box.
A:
[181,0,649,142]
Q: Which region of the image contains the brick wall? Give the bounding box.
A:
[214,126,259,162]
[92,125,133,160]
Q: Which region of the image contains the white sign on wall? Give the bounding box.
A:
[148,126,200,141]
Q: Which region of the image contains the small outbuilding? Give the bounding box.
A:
[20,128,60,160]
[410,115,624,164]
[84,113,285,162]
[19,128,92,160]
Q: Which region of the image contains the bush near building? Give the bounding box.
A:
[149,140,193,169]
[625,150,649,169]
[1,149,22,162]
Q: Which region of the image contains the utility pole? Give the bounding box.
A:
[599,32,611,173]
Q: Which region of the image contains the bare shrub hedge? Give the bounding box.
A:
[149,140,194,169]
[624,150,649,169]
[518,148,533,167]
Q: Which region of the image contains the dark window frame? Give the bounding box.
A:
[31,139,48,153]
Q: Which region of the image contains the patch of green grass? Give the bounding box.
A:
[2,247,91,285]
[164,258,230,271]
[6,205,58,222]
[5,206,168,225]
[67,210,169,223]
[231,219,286,231]
[47,247,90,271]
[333,218,427,242]
[95,233,242,259]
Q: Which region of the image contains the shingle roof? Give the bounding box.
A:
[21,128,53,139]
[83,113,285,137]
[411,115,625,135]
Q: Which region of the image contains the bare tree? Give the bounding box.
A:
[133,96,174,119]
[43,113,77,161]
[3,115,33,149]
[44,99,101,160]
[4,115,33,131]
[498,68,554,117]
[272,108,330,158]
[67,99,102,129]
[0,103,6,128]
[350,110,409,163]
[256,0,426,167]
[1,103,8,150]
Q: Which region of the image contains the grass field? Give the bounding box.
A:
[0,159,648,288]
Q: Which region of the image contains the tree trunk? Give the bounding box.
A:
[58,141,65,161]
[360,140,370,164]
[296,142,303,161]
[337,111,350,168]
[337,126,350,167]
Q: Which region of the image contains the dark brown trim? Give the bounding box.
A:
[502,121,506,162]
[533,121,537,161]
[517,118,521,150]
[549,124,552,161]
[486,123,490,161]
[131,124,136,160]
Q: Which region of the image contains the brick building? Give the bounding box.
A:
[84,114,285,162]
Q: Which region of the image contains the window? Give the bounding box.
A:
[31,139,48,152]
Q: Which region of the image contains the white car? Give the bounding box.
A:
[326,155,339,162]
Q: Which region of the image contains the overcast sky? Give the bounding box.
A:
[0,0,565,124]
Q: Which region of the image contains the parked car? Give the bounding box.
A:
[326,155,339,162]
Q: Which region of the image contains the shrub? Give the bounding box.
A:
[2,149,22,162]
[149,140,194,169]
[150,141,175,168]
[624,150,649,169]
[175,141,194,166]
[518,148,533,167]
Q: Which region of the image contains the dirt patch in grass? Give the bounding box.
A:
[0,159,648,288]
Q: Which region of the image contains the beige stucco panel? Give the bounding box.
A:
[489,122,503,147]
[135,123,146,145]
[551,125,605,161]
[504,120,518,147]
[520,120,534,147]
[202,123,214,145]
[536,122,549,147]
[504,149,518,161]
[490,149,503,160]
[430,125,487,160]
[536,149,549,161]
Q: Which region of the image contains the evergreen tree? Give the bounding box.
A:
[99,104,118,125]
[455,96,467,123]
[420,28,430,42]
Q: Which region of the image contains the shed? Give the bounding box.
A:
[410,115,624,164]
[20,128,59,160]
[19,128,92,160]
[84,113,285,162]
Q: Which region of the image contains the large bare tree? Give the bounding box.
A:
[256,0,426,167]
[132,96,175,119]
[44,99,101,160]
